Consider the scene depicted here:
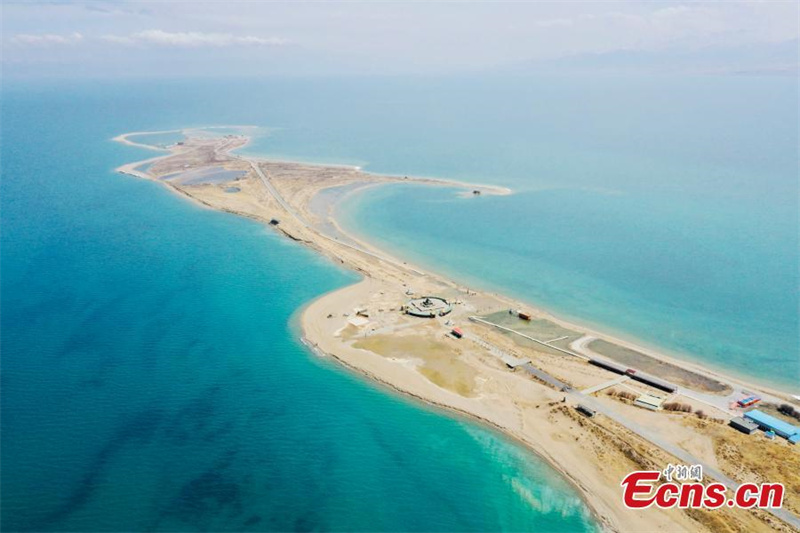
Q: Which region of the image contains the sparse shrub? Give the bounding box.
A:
[663,402,692,413]
[663,402,679,411]
[695,409,707,419]
[778,404,800,422]
[611,390,637,402]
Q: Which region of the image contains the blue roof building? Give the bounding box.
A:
[744,410,800,440]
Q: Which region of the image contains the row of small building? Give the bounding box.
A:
[588,358,678,394]
[730,410,800,445]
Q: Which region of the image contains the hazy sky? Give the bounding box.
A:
[3,1,798,78]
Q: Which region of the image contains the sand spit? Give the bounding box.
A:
[113,130,181,151]
[116,130,800,533]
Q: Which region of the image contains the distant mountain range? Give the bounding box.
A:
[508,39,799,75]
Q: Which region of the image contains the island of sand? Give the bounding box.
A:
[116,128,800,533]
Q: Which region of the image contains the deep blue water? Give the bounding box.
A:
[1,80,598,531]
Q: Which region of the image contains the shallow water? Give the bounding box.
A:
[308,183,371,246]
[129,130,186,147]
[163,167,247,185]
[338,181,798,391]
[223,75,796,391]
[317,75,798,392]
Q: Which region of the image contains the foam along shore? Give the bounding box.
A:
[116,129,800,533]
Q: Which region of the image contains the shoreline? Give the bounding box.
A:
[297,279,623,531]
[300,319,609,530]
[332,182,794,398]
[292,283,612,530]
[115,128,800,533]
[112,130,180,151]
[240,153,514,197]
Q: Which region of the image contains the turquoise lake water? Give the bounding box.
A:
[332,75,799,391]
[252,74,798,391]
[1,80,599,531]
[3,72,797,531]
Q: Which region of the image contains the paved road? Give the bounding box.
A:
[246,159,426,276]
[581,375,630,395]
[248,160,310,227]
[468,316,589,359]
[574,390,800,530]
[471,329,800,530]
[568,334,791,417]
[467,334,529,368]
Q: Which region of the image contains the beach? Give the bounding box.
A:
[116,129,800,533]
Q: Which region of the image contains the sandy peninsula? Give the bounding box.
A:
[116,129,800,533]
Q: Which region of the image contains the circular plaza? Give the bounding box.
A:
[403,296,453,318]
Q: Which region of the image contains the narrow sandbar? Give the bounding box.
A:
[115,129,800,533]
